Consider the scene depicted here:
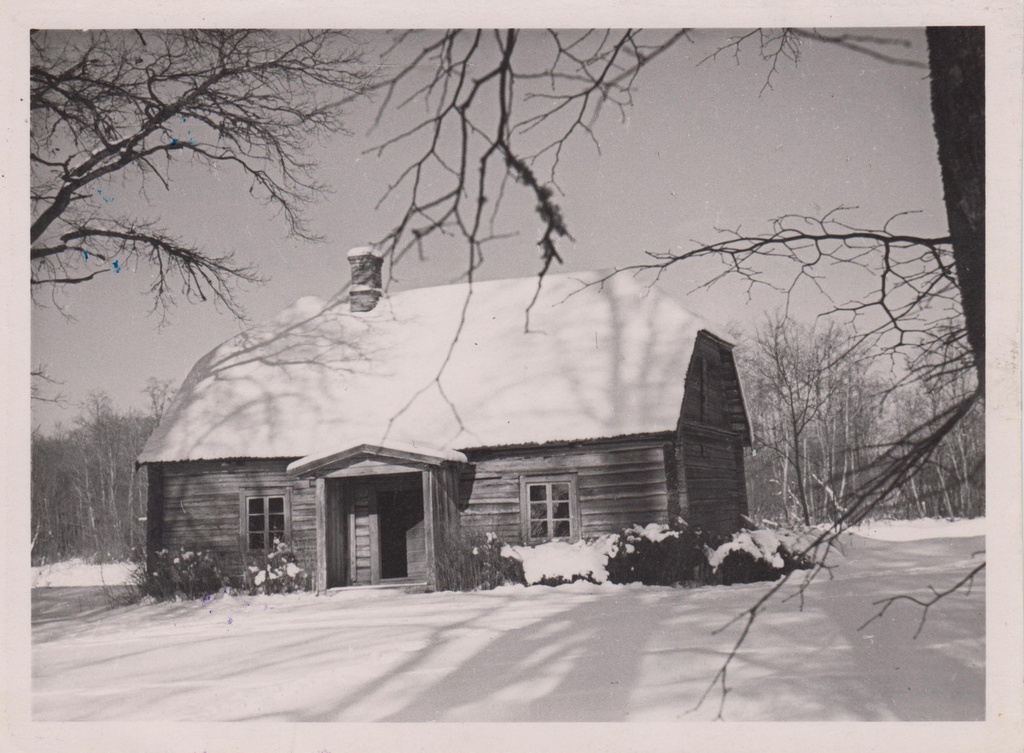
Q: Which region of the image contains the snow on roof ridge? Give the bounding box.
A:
[367,268,735,344]
[385,267,613,295]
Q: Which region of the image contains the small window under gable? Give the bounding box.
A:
[520,474,579,544]
[240,489,292,551]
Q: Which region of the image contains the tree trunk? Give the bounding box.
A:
[926,27,985,389]
[791,432,811,526]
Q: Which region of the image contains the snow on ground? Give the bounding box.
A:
[31,558,134,588]
[32,522,985,722]
[849,516,986,541]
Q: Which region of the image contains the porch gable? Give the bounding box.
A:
[288,442,465,592]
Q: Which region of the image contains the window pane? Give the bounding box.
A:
[248,497,264,515]
[249,532,265,550]
[248,514,263,533]
[268,513,285,532]
[551,483,570,501]
[530,503,548,521]
[530,521,548,539]
[268,497,284,513]
[528,484,547,502]
[553,502,569,519]
[553,520,571,538]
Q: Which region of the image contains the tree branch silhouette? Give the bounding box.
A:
[31,29,375,318]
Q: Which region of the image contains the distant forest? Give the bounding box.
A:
[31,380,173,565]
[30,318,984,565]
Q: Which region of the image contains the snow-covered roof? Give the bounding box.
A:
[139,270,730,464]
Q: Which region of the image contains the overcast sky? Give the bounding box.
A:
[30,28,946,432]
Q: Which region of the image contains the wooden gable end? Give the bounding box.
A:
[679,331,751,443]
[676,330,751,534]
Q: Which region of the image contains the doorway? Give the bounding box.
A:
[377,487,426,580]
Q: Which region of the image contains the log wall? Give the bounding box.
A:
[458,437,673,542]
[158,459,317,572]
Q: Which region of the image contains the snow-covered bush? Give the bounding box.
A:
[241,539,309,595]
[704,525,815,585]
[440,519,816,591]
[502,535,620,586]
[137,547,226,601]
[435,529,526,591]
[605,520,713,586]
[496,520,718,588]
[489,520,718,588]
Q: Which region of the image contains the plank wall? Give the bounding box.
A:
[458,438,673,542]
[158,459,317,572]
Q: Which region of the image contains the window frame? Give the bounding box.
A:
[238,488,293,552]
[519,474,580,544]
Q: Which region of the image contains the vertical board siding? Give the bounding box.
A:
[680,335,734,431]
[324,479,349,588]
[146,465,165,572]
[678,332,751,534]
[406,521,427,579]
[458,439,671,543]
[679,427,747,533]
[159,459,316,575]
[314,479,327,593]
[422,469,437,588]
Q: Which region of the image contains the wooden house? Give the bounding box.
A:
[138,249,752,591]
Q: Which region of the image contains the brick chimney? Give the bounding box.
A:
[347,245,384,313]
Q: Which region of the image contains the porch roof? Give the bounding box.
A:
[287,441,468,478]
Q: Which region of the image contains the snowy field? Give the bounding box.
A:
[32,520,985,722]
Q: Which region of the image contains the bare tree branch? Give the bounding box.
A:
[31,365,67,405]
[860,560,985,639]
[368,29,689,286]
[31,29,375,318]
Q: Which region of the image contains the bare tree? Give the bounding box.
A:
[743,315,888,525]
[31,29,374,318]
[143,377,176,425]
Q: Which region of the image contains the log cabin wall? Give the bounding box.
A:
[458,436,674,542]
[157,459,318,573]
[676,332,750,534]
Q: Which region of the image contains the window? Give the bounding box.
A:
[520,475,578,544]
[240,490,291,551]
